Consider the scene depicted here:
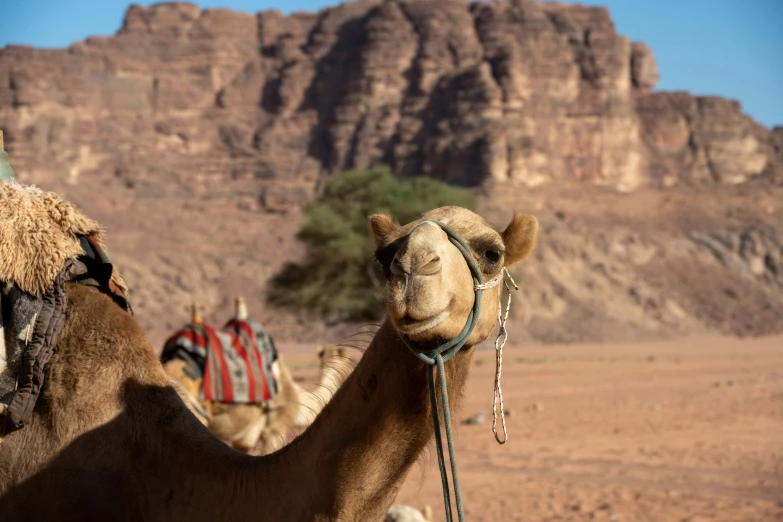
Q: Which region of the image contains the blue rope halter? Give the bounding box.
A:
[396,220,494,522]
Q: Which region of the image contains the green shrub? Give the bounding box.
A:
[267,165,475,321]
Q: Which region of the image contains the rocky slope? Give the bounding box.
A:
[479,182,782,345]
[0,0,780,347]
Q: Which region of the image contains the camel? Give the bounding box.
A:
[0,191,538,521]
[254,343,358,455]
[163,299,357,454]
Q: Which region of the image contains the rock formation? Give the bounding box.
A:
[1,0,779,197]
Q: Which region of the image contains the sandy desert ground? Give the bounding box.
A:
[284,335,783,522]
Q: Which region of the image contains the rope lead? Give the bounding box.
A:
[398,221,517,522]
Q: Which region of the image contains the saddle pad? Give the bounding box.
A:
[223,317,279,397]
[161,321,275,404]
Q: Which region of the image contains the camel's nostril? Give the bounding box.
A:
[418,255,441,276]
[389,234,442,277]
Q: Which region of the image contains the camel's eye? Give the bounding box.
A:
[375,249,394,278]
[483,249,501,263]
[375,248,393,268]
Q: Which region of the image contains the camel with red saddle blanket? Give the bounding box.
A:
[0,175,538,520]
[162,299,357,454]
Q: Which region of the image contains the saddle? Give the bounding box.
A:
[161,316,279,405]
[0,183,131,434]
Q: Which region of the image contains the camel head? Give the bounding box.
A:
[317,345,347,360]
[369,206,538,350]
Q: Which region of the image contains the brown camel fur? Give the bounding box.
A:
[0,205,538,521]
[164,344,357,454]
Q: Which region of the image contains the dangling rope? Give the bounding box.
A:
[477,268,518,444]
[397,221,518,522]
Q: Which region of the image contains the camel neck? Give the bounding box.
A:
[260,319,474,520]
[0,288,474,522]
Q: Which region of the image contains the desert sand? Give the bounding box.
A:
[285,335,782,521]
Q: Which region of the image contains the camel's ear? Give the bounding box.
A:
[368,214,399,248]
[316,345,324,357]
[502,213,538,267]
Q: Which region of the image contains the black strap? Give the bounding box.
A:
[75,235,130,313]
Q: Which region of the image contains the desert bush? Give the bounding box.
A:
[267,165,475,321]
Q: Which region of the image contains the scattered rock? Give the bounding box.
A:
[749,256,766,276]
[386,504,433,522]
[531,402,545,412]
[462,413,485,425]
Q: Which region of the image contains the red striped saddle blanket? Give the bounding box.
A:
[161,317,279,404]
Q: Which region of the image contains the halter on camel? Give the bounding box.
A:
[397,220,518,522]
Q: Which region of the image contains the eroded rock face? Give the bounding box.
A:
[630,42,659,93]
[0,0,778,201]
[638,93,772,187]
[767,126,783,184]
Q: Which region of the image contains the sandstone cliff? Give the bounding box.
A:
[0,0,780,346]
[1,0,779,196]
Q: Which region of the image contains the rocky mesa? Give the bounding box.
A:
[0,0,781,347]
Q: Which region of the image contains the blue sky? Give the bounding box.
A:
[1,0,780,128]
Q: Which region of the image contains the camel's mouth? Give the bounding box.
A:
[393,308,449,336]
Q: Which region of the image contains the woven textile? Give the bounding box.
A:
[161,318,278,404]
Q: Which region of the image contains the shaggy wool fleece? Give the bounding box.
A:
[0,183,126,297]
